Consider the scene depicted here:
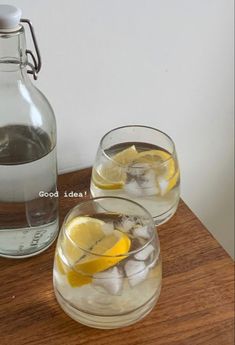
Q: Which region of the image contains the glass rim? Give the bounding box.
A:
[61,196,158,258]
[99,124,176,168]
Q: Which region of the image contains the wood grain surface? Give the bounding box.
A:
[0,168,234,345]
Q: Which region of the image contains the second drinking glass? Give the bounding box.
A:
[90,125,180,225]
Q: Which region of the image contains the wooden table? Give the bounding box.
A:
[0,168,234,345]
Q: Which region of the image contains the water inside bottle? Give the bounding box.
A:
[0,125,59,258]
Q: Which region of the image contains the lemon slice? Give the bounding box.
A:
[60,216,131,287]
[137,150,175,178]
[75,230,131,275]
[158,169,180,195]
[59,217,105,287]
[55,253,66,275]
[112,145,139,164]
[55,254,92,287]
[92,167,124,190]
[63,216,105,263]
[92,145,138,190]
[136,150,179,195]
[66,270,92,287]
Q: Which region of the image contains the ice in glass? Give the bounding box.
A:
[53,197,162,329]
[91,126,180,225]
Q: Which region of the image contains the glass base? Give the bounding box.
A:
[154,200,179,225]
[54,286,161,329]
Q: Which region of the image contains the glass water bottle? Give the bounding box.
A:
[0,5,59,258]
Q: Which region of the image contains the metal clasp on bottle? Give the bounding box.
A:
[20,18,41,80]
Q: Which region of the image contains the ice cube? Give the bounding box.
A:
[133,225,150,239]
[128,163,149,178]
[158,178,168,196]
[54,269,66,286]
[119,217,135,232]
[124,260,149,287]
[102,222,114,235]
[130,237,145,251]
[134,244,154,260]
[124,180,142,196]
[93,267,124,295]
[140,170,159,196]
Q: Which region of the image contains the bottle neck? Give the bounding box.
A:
[0,25,28,82]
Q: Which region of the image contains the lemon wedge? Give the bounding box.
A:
[112,145,139,164]
[92,167,125,190]
[158,169,180,195]
[63,216,105,263]
[92,145,138,190]
[60,216,131,287]
[55,253,92,287]
[137,150,175,178]
[136,150,179,195]
[55,253,66,275]
[66,270,92,287]
[74,230,130,275]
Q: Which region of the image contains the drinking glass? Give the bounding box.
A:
[90,125,180,225]
[53,197,162,329]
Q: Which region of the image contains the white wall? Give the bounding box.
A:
[4,0,234,258]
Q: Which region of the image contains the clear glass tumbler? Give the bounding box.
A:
[90,125,180,225]
[53,197,162,329]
